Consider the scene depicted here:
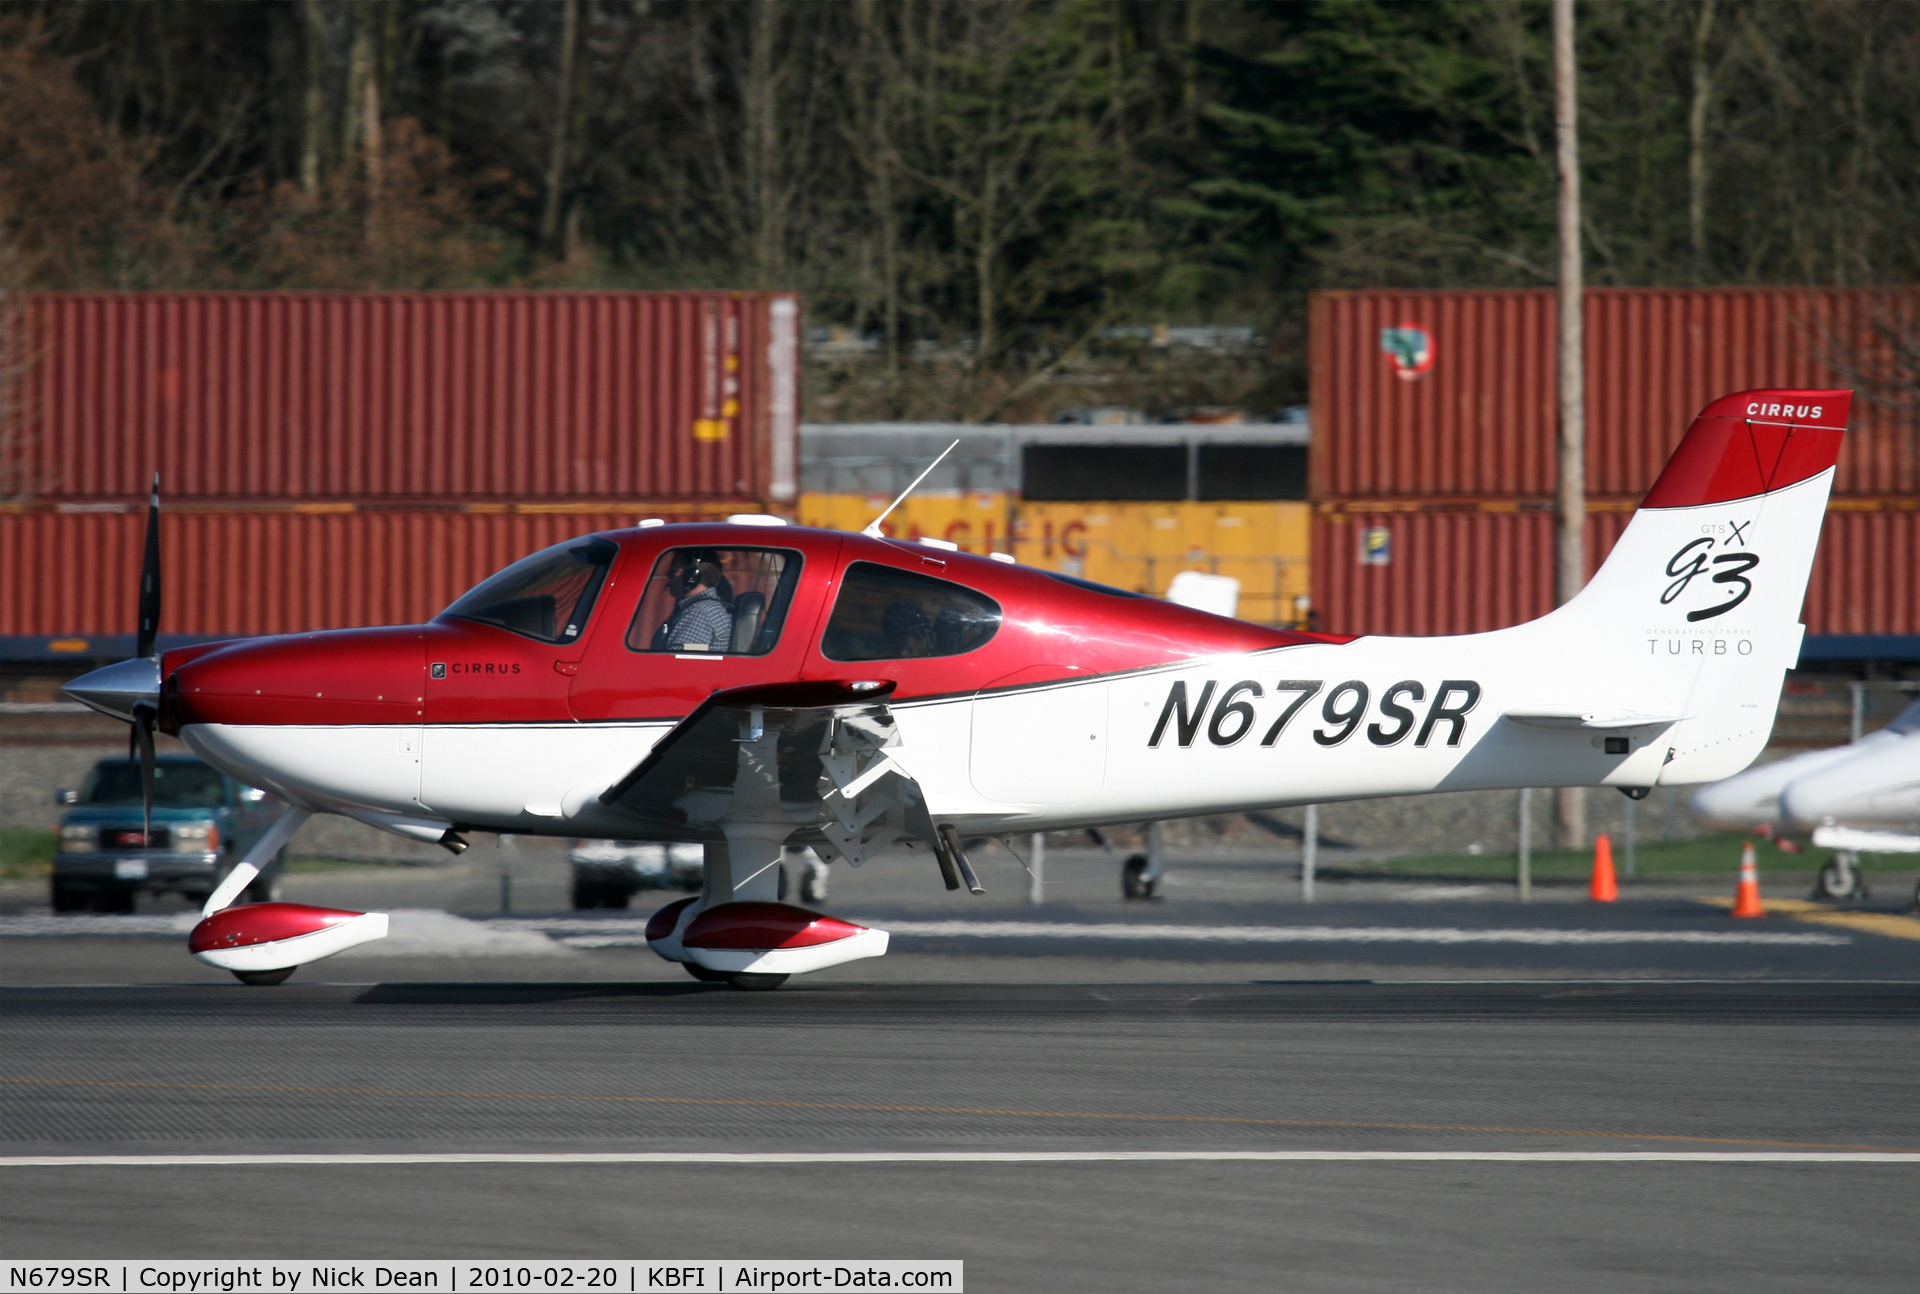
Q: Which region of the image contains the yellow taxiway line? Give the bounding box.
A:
[1697,896,1920,942]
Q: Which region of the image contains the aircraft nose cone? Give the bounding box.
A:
[63,656,160,722]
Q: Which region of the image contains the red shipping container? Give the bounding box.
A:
[0,507,737,639]
[1311,287,1920,500]
[9,291,801,505]
[1312,505,1918,639]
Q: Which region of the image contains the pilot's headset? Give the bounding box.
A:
[675,559,724,598]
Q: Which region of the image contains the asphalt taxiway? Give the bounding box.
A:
[3,848,1919,1290]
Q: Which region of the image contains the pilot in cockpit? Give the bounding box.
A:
[654,553,735,653]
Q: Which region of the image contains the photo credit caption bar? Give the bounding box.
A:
[3,1266,961,1294]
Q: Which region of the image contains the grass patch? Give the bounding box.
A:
[0,827,55,882]
[1332,832,1843,884]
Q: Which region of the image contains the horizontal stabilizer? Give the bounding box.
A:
[1503,706,1685,731]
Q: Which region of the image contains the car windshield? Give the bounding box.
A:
[444,537,618,644]
[81,761,227,807]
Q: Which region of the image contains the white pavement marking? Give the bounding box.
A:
[867,920,1849,947]
[0,915,198,936]
[338,910,569,959]
[0,911,570,957]
[0,915,1850,950]
[0,1151,1913,1166]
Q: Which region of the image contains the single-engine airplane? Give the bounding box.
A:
[65,388,1850,988]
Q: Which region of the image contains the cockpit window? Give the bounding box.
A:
[821,562,1001,661]
[627,547,802,655]
[444,536,617,644]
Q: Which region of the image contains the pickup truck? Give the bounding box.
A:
[52,754,284,913]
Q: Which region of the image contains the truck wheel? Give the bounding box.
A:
[233,967,295,986]
[242,872,281,904]
[51,882,86,914]
[93,886,136,914]
[604,889,631,910]
[571,879,603,910]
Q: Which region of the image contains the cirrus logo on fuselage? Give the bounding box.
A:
[429,661,523,679]
[1662,518,1758,623]
[1148,678,1482,749]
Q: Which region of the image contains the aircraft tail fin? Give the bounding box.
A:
[1536,389,1850,783]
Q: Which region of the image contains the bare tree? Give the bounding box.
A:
[539,0,579,252]
[298,0,329,197]
[1687,0,1716,279]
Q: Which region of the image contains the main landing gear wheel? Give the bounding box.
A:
[1816,856,1870,902]
[726,972,789,992]
[233,967,296,986]
[1122,854,1156,901]
[682,963,731,983]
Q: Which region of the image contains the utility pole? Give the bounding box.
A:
[1553,0,1588,852]
[1301,805,1318,904]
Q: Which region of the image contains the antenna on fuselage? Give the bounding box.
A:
[863,439,960,539]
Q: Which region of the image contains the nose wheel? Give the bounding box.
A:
[1815,850,1870,902]
[680,963,788,991]
[232,967,295,986]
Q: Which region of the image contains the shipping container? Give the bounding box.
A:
[1311,287,1920,501]
[797,492,1312,627]
[1311,504,1920,641]
[800,420,1311,501]
[10,291,800,505]
[0,506,735,647]
[1013,500,1311,627]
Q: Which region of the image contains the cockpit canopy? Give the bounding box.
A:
[442,536,617,644]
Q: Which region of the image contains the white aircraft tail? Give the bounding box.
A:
[1500,389,1850,785]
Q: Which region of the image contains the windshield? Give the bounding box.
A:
[82,761,227,808]
[444,537,617,643]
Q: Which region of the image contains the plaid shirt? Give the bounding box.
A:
[659,589,734,652]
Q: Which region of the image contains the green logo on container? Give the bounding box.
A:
[1380,324,1434,381]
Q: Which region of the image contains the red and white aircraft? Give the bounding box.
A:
[66,389,1850,988]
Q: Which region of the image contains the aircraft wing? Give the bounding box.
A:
[597,679,929,866]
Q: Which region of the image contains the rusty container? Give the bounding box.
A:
[10,291,801,505]
[1311,287,1920,501]
[1312,505,1919,639]
[0,507,738,643]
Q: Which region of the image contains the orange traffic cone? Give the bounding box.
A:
[1730,840,1765,918]
[1589,833,1617,902]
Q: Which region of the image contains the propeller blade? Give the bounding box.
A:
[135,473,161,659]
[133,705,155,839]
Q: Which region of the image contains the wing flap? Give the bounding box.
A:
[598,679,903,841]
